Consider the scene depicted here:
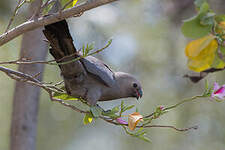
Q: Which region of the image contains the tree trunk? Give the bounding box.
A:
[10,1,48,150]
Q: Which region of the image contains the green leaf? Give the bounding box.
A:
[53,92,79,100]
[137,135,151,143]
[199,2,209,14]
[61,0,73,9]
[90,106,102,118]
[42,1,55,15]
[215,15,225,23]
[121,101,125,109]
[102,106,120,118]
[25,0,34,3]
[194,0,207,9]
[135,107,139,112]
[181,15,212,39]
[134,127,145,135]
[111,106,120,113]
[101,112,119,118]
[82,43,95,56]
[200,12,215,26]
[83,113,93,125]
[181,1,212,39]
[123,105,135,112]
[205,79,209,90]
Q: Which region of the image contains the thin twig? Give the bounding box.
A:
[0,40,111,66]
[0,58,55,65]
[144,112,154,118]
[5,0,26,32]
[48,39,112,65]
[163,95,204,111]
[0,66,41,83]
[40,0,55,13]
[100,116,197,132]
[54,80,64,86]
[142,125,198,132]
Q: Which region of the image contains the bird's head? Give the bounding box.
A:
[115,72,143,100]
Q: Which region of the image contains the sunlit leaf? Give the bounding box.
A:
[25,0,34,3]
[185,35,215,58]
[53,92,79,100]
[61,0,73,9]
[128,112,143,131]
[73,0,78,6]
[83,113,93,125]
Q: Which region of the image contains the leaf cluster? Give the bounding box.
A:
[182,0,225,72]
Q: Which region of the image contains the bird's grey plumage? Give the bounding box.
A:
[80,56,115,87]
[43,20,143,106]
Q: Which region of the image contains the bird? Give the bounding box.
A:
[43,20,143,106]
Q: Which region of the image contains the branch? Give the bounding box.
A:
[142,125,198,132]
[0,66,41,83]
[0,0,118,46]
[0,39,112,65]
[0,65,198,143]
[31,0,43,19]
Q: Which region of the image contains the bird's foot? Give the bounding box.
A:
[90,104,111,118]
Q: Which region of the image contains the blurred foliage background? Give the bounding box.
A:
[0,0,225,150]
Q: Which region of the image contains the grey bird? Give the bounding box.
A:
[43,20,143,106]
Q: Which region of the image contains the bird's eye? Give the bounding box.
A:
[133,83,138,88]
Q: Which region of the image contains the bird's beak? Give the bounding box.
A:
[135,88,143,100]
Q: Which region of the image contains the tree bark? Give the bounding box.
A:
[10,0,48,150]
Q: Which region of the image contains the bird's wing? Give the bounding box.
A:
[80,56,115,87]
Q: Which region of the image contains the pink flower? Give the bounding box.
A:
[159,106,164,111]
[211,82,225,100]
[116,118,128,125]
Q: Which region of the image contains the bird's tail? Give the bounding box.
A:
[43,20,86,79]
[43,20,77,60]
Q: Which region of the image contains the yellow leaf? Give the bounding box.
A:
[185,35,215,58]
[128,112,143,131]
[83,113,93,125]
[185,35,218,72]
[73,0,78,6]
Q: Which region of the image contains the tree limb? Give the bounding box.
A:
[0,0,118,46]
